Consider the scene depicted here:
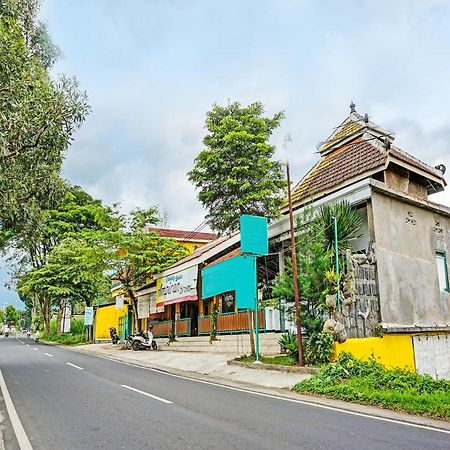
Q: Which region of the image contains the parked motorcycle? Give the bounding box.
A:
[131,330,157,351]
[125,331,144,350]
[109,327,119,345]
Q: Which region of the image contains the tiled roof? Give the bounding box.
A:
[388,145,442,179]
[205,247,241,267]
[291,137,386,203]
[321,120,364,151]
[148,227,217,241]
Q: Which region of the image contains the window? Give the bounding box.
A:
[436,252,449,292]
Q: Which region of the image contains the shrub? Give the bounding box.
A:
[304,332,334,365]
[70,318,85,335]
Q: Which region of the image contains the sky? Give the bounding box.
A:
[3,0,450,308]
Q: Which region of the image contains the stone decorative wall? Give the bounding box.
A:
[341,243,381,338]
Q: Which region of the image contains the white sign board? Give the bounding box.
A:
[157,265,198,305]
[149,292,157,314]
[137,295,150,319]
[84,307,94,326]
[61,304,72,333]
[116,295,125,309]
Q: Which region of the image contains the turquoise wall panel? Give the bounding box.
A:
[240,215,268,256]
[201,255,256,309]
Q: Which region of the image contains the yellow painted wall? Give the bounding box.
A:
[95,304,127,339]
[334,334,416,371]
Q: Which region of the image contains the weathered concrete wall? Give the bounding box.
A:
[371,191,450,330]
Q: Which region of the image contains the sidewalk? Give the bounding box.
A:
[75,343,311,389]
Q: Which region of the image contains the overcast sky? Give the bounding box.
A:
[3,0,450,308]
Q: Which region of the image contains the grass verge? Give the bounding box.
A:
[41,333,87,345]
[237,355,297,366]
[293,352,450,420]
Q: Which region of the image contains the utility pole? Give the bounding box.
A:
[286,162,303,366]
[333,216,341,310]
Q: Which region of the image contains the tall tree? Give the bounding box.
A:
[188,101,286,234]
[0,0,90,244]
[103,208,189,331]
[5,304,20,325]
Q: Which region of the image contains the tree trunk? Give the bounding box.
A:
[128,290,139,332]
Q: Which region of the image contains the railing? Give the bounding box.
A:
[152,318,192,337]
[198,310,265,335]
[175,318,191,336]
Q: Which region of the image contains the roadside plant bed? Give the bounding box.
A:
[41,333,87,345]
[293,352,450,420]
[230,355,320,374]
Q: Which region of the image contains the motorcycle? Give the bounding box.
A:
[125,331,143,350]
[131,330,157,351]
[34,331,39,343]
[109,327,119,345]
[27,330,31,338]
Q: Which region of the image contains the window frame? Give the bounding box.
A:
[436,251,449,293]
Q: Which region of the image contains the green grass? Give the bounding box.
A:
[293,352,450,420]
[237,355,296,366]
[41,333,87,345]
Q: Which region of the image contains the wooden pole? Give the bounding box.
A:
[286,162,304,366]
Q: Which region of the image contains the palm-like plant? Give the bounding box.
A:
[319,200,363,253]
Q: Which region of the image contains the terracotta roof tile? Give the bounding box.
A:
[322,120,364,151]
[292,137,386,203]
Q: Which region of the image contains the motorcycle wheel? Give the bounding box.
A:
[151,340,157,350]
[132,340,141,351]
[126,340,132,350]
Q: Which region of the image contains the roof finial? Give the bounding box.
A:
[350,101,356,113]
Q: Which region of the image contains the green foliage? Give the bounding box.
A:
[278,331,299,361]
[5,304,20,325]
[273,209,332,336]
[319,200,363,254]
[0,7,89,239]
[210,303,219,342]
[0,308,4,324]
[294,353,450,420]
[32,314,43,331]
[70,318,85,335]
[188,101,286,234]
[41,332,86,345]
[304,332,334,365]
[237,355,296,366]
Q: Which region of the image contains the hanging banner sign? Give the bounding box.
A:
[84,307,94,326]
[156,265,198,306]
[116,295,124,310]
[137,295,150,319]
[61,304,72,333]
[149,292,157,314]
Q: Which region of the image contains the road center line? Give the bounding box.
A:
[33,348,39,351]
[44,353,53,357]
[99,356,449,435]
[0,369,33,450]
[121,384,173,404]
[66,363,83,370]
[26,344,30,347]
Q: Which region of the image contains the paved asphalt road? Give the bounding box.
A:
[0,335,449,450]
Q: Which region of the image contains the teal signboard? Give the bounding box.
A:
[201,255,256,309]
[240,215,268,256]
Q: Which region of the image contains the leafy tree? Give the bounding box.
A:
[0,308,4,324]
[5,304,20,325]
[18,235,110,334]
[188,101,286,234]
[14,186,120,334]
[273,211,332,336]
[103,209,189,331]
[0,1,90,245]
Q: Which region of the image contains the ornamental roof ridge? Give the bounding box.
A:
[319,105,394,155]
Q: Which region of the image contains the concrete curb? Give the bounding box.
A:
[228,360,320,374]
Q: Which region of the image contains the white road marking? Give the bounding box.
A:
[121,384,173,404]
[100,357,450,435]
[26,344,30,347]
[0,369,33,450]
[33,348,39,351]
[44,353,53,357]
[66,363,83,370]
